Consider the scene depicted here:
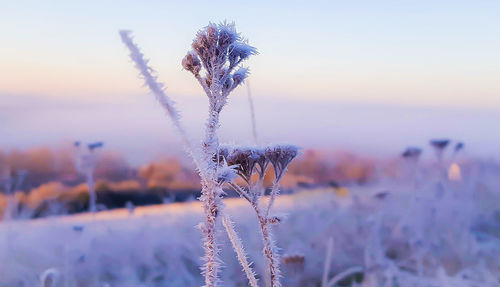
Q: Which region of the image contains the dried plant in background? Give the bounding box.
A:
[429,139,450,162]
[120,22,298,287]
[0,166,27,220]
[74,141,103,213]
[401,147,422,161]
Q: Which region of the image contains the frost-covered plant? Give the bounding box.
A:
[74,141,103,213]
[217,144,298,287]
[180,23,258,287]
[119,22,289,287]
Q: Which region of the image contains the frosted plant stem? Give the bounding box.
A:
[222,213,259,287]
[199,100,223,287]
[252,201,281,287]
[265,181,280,218]
[321,237,333,287]
[199,183,221,287]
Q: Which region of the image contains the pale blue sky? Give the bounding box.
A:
[1,1,499,162]
[2,0,499,106]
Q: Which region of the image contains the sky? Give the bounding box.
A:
[1,1,499,163]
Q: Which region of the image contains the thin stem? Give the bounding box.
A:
[321,237,333,287]
[199,183,221,287]
[246,80,258,144]
[195,74,212,99]
[252,201,281,287]
[326,266,363,287]
[265,180,280,219]
[228,182,253,203]
[87,171,96,213]
[222,213,259,287]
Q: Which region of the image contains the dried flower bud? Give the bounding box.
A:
[206,24,218,47]
[182,51,202,75]
[253,148,269,178]
[232,67,249,88]
[223,76,233,92]
[205,74,212,87]
[227,147,259,182]
[217,23,237,50]
[267,216,282,225]
[266,144,299,180]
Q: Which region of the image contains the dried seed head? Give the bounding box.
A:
[455,142,464,153]
[430,139,450,150]
[227,147,259,182]
[192,32,210,64]
[266,144,299,180]
[186,22,257,99]
[253,148,269,178]
[267,215,282,225]
[182,51,202,75]
[206,24,218,47]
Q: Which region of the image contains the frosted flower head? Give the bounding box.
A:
[206,24,218,47]
[182,51,202,75]
[253,148,269,178]
[227,147,259,182]
[217,23,237,51]
[186,22,257,93]
[193,32,210,60]
[232,67,249,87]
[228,42,258,68]
[430,139,450,150]
[266,144,299,179]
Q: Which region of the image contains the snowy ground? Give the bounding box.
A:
[1,167,499,287]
